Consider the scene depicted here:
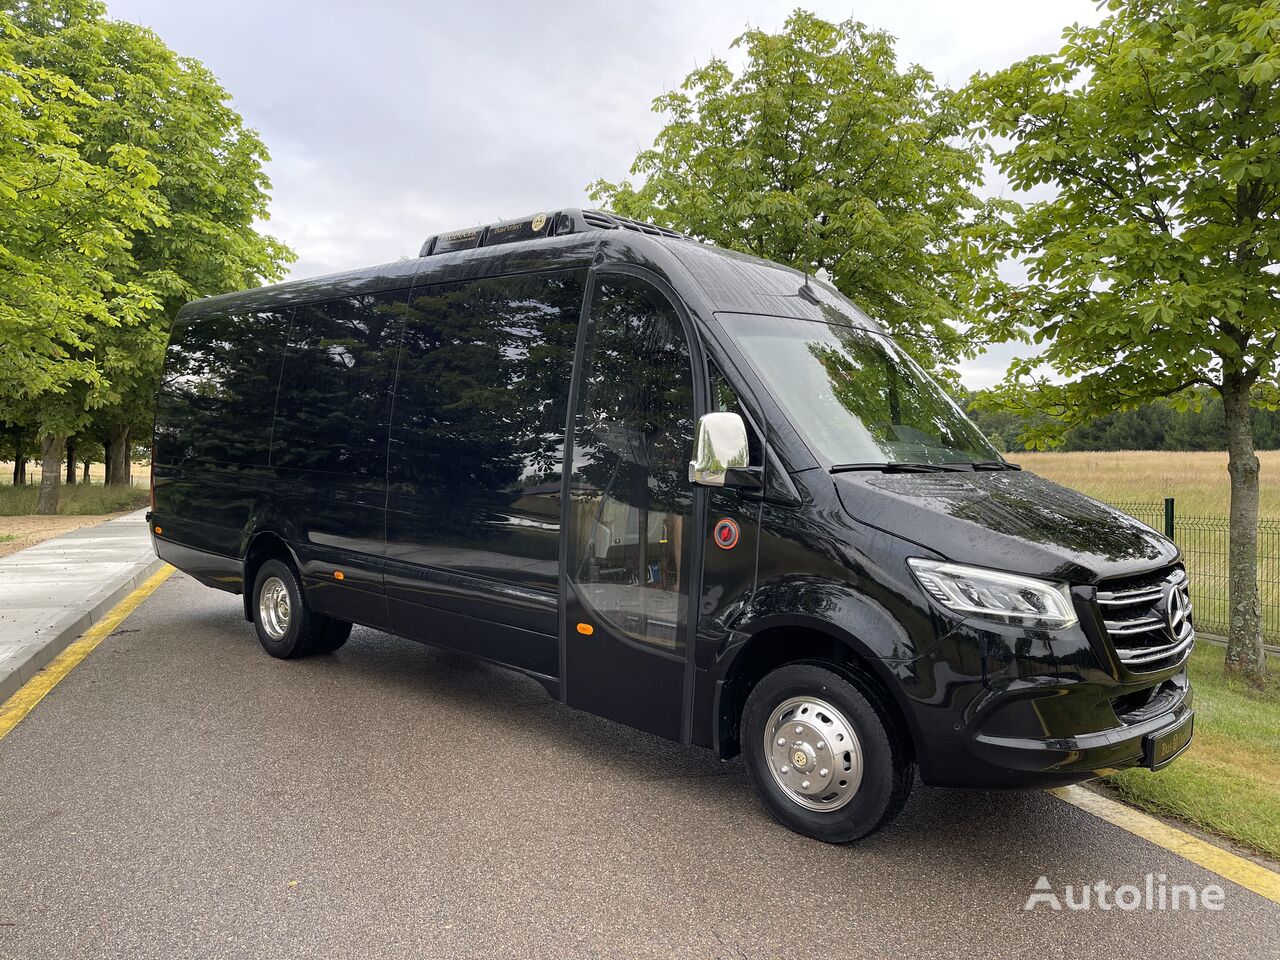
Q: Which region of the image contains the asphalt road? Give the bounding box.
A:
[0,571,1276,959]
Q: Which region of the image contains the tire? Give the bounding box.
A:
[742,662,913,843]
[251,558,350,658]
[313,617,352,654]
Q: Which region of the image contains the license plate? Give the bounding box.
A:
[1144,713,1194,771]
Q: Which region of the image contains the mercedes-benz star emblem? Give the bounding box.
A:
[1166,585,1192,639]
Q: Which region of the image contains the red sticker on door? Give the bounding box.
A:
[714,518,740,550]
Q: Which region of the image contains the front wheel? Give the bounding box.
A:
[252,558,350,658]
[742,662,913,843]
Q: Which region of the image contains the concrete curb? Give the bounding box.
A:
[0,512,162,704]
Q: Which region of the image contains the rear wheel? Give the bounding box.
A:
[742,662,913,843]
[252,558,350,658]
[312,617,352,654]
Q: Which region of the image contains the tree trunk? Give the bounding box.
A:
[106,425,131,487]
[82,459,90,483]
[65,437,76,485]
[1222,374,1265,682]
[12,430,27,484]
[36,434,65,515]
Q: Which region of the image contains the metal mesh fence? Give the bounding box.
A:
[1112,500,1280,643]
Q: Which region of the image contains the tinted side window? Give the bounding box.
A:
[389,270,585,507]
[272,292,406,476]
[155,308,291,467]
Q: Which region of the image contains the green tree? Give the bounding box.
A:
[965,0,1280,680]
[960,388,1047,452]
[2,0,293,508]
[0,8,165,512]
[589,11,1001,369]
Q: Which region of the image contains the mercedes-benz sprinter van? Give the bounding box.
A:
[151,208,1195,842]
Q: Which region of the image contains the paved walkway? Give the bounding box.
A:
[0,509,161,702]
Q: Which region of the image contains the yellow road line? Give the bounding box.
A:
[1051,784,1280,906]
[0,564,174,741]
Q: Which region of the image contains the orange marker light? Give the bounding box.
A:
[576,622,594,635]
[154,526,163,535]
[334,571,345,581]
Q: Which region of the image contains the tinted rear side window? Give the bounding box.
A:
[272,291,407,476]
[155,308,291,467]
[389,269,585,510]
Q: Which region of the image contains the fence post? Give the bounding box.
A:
[1164,497,1175,540]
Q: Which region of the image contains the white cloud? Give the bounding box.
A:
[104,0,1104,383]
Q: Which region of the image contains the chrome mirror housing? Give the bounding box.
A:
[689,412,750,486]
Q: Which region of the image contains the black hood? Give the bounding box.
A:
[833,469,1177,584]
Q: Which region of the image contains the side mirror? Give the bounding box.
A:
[689,412,750,486]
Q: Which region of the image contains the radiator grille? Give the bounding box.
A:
[1095,566,1194,671]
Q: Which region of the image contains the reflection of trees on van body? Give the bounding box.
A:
[571,279,694,520]
[573,281,694,501]
[272,293,406,476]
[389,271,584,539]
[156,309,292,467]
[927,473,1166,566]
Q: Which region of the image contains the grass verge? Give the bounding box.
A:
[0,484,148,516]
[1106,643,1280,860]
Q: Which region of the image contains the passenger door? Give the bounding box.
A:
[383,270,585,676]
[563,273,699,741]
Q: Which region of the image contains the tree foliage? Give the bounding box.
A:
[589,11,1001,368]
[964,387,1280,452]
[967,0,1280,426]
[0,0,293,504]
[0,7,164,424]
[964,0,1280,679]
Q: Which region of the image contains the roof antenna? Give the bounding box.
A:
[799,215,820,304]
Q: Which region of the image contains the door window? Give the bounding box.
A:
[568,275,696,654]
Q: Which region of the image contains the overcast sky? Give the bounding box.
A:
[103,0,1104,388]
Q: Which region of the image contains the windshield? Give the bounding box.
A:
[721,314,1001,467]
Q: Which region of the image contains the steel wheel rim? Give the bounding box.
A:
[763,695,864,812]
[259,576,291,640]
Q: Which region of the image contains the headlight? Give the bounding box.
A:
[907,558,1077,628]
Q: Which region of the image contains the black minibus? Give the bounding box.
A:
[151,208,1195,842]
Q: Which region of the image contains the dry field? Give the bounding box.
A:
[1015,450,1280,518]
[0,460,149,487]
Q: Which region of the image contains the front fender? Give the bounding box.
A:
[700,574,952,762]
[737,573,935,662]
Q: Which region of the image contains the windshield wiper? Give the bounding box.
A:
[970,460,1022,471]
[829,462,968,474]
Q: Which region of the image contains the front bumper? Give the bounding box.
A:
[903,614,1195,789]
[968,678,1194,784]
